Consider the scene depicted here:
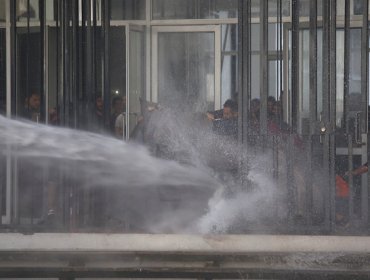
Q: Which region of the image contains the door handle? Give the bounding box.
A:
[319,124,327,144]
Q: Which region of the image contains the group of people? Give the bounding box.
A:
[91,95,127,138]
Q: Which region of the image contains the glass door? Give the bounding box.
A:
[126,24,145,140]
[335,27,368,227]
[152,25,221,112]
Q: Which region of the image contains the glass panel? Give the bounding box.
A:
[317,29,323,119]
[347,29,364,136]
[157,32,215,112]
[251,54,260,100]
[17,0,39,22]
[200,0,237,19]
[152,0,237,20]
[46,0,55,21]
[47,27,58,125]
[251,0,290,18]
[0,29,5,220]
[353,0,364,15]
[268,23,280,51]
[16,27,42,121]
[337,30,345,128]
[15,27,45,224]
[348,29,362,101]
[251,22,260,101]
[0,0,5,22]
[267,0,291,17]
[298,30,310,135]
[337,0,345,16]
[0,29,5,115]
[0,154,5,217]
[221,24,237,52]
[250,0,260,18]
[128,27,145,138]
[111,0,146,20]
[221,55,237,105]
[299,0,323,17]
[109,27,126,137]
[251,24,260,52]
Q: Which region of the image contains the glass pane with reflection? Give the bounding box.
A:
[111,0,146,20]
[158,32,215,112]
[153,0,237,20]
[17,0,39,22]
[0,29,5,115]
[0,0,5,22]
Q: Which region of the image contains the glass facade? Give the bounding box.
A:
[0,29,5,115]
[0,0,369,235]
[111,0,146,20]
[0,0,5,22]
[152,0,237,20]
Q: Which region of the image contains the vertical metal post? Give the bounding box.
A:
[102,0,110,127]
[322,0,331,230]
[9,0,16,117]
[64,0,70,127]
[39,0,46,122]
[259,0,268,136]
[329,0,337,231]
[9,0,17,226]
[342,0,351,230]
[238,0,249,145]
[86,0,93,129]
[291,0,299,133]
[72,0,79,127]
[307,0,318,226]
[59,0,65,126]
[344,0,350,135]
[361,0,369,226]
[287,0,300,225]
[238,0,251,188]
[348,134,354,223]
[92,0,97,116]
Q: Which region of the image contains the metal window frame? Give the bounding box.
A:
[151,25,222,110]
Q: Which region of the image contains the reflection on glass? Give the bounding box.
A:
[0,154,5,216]
[268,23,282,51]
[152,0,237,20]
[353,0,364,15]
[0,0,5,22]
[347,29,365,135]
[109,27,126,102]
[251,0,290,18]
[128,28,145,138]
[158,32,215,112]
[111,0,146,20]
[337,30,345,127]
[316,29,323,120]
[221,24,237,52]
[251,24,260,51]
[269,0,290,17]
[0,29,5,115]
[47,27,58,125]
[299,30,310,134]
[17,0,39,21]
[251,54,260,100]
[337,0,345,16]
[297,0,323,17]
[16,28,42,120]
[222,55,237,105]
[108,27,126,137]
